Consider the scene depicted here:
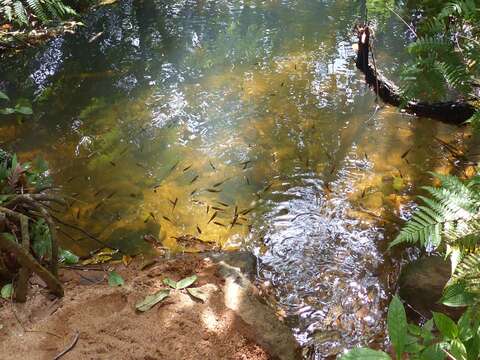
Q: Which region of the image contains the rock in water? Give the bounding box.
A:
[399,256,463,319]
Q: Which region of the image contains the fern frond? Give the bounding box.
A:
[451,252,480,293]
[26,0,47,22]
[12,1,28,25]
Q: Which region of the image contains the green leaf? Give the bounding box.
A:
[441,283,474,307]
[388,296,408,358]
[59,249,79,264]
[163,277,177,289]
[465,333,480,360]
[0,108,15,115]
[1,283,13,299]
[420,343,447,360]
[339,348,391,360]
[0,91,9,101]
[187,287,208,302]
[433,312,459,339]
[408,323,422,336]
[135,289,170,312]
[108,271,124,287]
[450,339,467,360]
[14,105,32,115]
[176,275,197,289]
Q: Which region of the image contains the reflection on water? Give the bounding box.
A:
[0,0,465,357]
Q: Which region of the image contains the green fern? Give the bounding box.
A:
[0,0,76,26]
[390,173,480,249]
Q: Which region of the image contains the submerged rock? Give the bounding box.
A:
[399,256,463,319]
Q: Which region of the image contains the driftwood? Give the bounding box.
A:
[355,25,477,124]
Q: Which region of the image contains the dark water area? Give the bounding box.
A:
[0,0,468,357]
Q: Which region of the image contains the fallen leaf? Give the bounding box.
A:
[176,275,197,289]
[187,287,208,302]
[1,284,13,299]
[136,290,170,312]
[163,278,177,289]
[108,271,124,287]
[59,249,79,264]
[122,255,132,267]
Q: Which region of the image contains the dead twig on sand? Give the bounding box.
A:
[53,330,80,360]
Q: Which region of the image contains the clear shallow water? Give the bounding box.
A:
[0,0,466,357]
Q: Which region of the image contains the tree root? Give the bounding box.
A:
[0,191,65,299]
[355,25,477,124]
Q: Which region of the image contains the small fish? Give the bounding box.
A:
[239,216,248,222]
[404,158,410,165]
[153,184,161,190]
[94,201,104,210]
[213,178,229,187]
[76,209,81,220]
[144,216,150,223]
[240,160,251,169]
[230,214,238,228]
[281,82,284,87]
[206,205,210,214]
[208,211,218,224]
[169,198,178,211]
[190,189,197,196]
[170,161,179,172]
[213,221,226,227]
[398,169,403,179]
[196,225,202,234]
[183,164,192,172]
[217,201,229,207]
[209,160,216,171]
[240,208,254,215]
[330,165,336,175]
[136,162,147,170]
[162,216,173,223]
[106,191,117,199]
[207,188,222,193]
[190,175,199,184]
[94,188,104,197]
[262,182,273,193]
[245,176,250,185]
[149,212,156,220]
[119,146,129,155]
[401,147,411,159]
[364,153,368,161]
[211,206,225,212]
[110,161,116,167]
[361,188,366,198]
[234,205,238,216]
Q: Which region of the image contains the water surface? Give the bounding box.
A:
[0,0,465,357]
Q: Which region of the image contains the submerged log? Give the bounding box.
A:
[355,25,476,125]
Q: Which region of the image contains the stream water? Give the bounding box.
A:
[0,0,468,357]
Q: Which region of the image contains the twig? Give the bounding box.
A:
[16,214,30,302]
[53,330,80,360]
[386,5,418,38]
